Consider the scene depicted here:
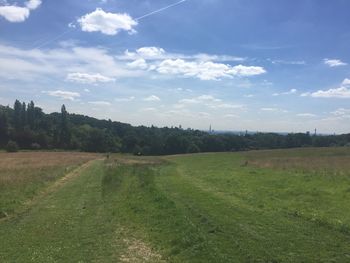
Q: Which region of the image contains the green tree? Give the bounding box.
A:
[5,140,19,152]
[20,102,27,128]
[13,100,22,130]
[0,108,8,146]
[59,105,71,148]
[27,101,35,129]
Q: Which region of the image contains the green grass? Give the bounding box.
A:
[101,150,350,262]
[0,152,99,217]
[1,148,350,262]
[0,160,125,262]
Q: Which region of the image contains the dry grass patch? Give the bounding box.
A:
[105,154,165,168]
[244,147,350,175]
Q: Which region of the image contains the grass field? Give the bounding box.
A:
[1,148,350,262]
[0,152,101,218]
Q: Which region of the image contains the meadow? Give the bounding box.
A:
[1,148,350,262]
[0,152,101,218]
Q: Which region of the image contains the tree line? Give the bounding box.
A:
[0,100,349,154]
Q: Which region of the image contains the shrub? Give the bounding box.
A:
[31,143,41,150]
[187,143,200,153]
[5,140,19,152]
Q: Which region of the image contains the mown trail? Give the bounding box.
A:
[0,159,163,262]
[1,150,350,262]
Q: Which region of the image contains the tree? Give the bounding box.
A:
[21,102,26,128]
[27,101,35,129]
[0,108,8,146]
[1,99,350,154]
[59,105,71,148]
[13,100,22,130]
[187,143,200,153]
[5,140,19,152]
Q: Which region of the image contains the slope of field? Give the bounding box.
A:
[1,148,350,262]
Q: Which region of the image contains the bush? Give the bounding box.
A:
[30,143,41,150]
[5,140,19,152]
[187,143,200,153]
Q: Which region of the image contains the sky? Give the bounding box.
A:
[0,0,350,134]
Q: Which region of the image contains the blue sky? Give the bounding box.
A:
[0,0,350,133]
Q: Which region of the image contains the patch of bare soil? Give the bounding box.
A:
[114,226,165,263]
[119,237,165,263]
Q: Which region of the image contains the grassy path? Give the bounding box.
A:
[1,150,350,262]
[98,153,350,262]
[0,160,163,262]
[0,159,98,224]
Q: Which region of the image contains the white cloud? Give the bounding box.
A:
[25,0,42,10]
[296,113,316,118]
[179,95,220,104]
[212,103,244,109]
[261,107,288,113]
[197,95,221,102]
[66,72,115,84]
[0,0,41,22]
[140,107,157,112]
[269,59,306,65]
[68,22,76,28]
[143,95,161,101]
[198,112,211,118]
[44,90,81,101]
[273,88,297,96]
[224,114,239,118]
[88,101,111,106]
[300,92,310,97]
[309,87,350,98]
[302,78,350,99]
[0,6,29,22]
[179,98,199,104]
[324,58,347,67]
[156,59,265,80]
[342,78,350,86]
[261,107,279,112]
[286,88,297,94]
[178,95,244,111]
[122,47,245,62]
[229,64,266,77]
[192,53,245,62]
[330,108,350,119]
[127,58,148,70]
[119,47,259,80]
[0,44,137,81]
[115,96,135,102]
[136,47,165,58]
[78,8,138,35]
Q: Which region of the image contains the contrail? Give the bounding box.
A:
[33,28,74,49]
[31,0,188,49]
[136,0,187,21]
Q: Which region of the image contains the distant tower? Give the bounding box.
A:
[209,125,212,133]
[314,128,317,136]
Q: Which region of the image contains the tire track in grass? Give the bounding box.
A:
[0,158,103,223]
